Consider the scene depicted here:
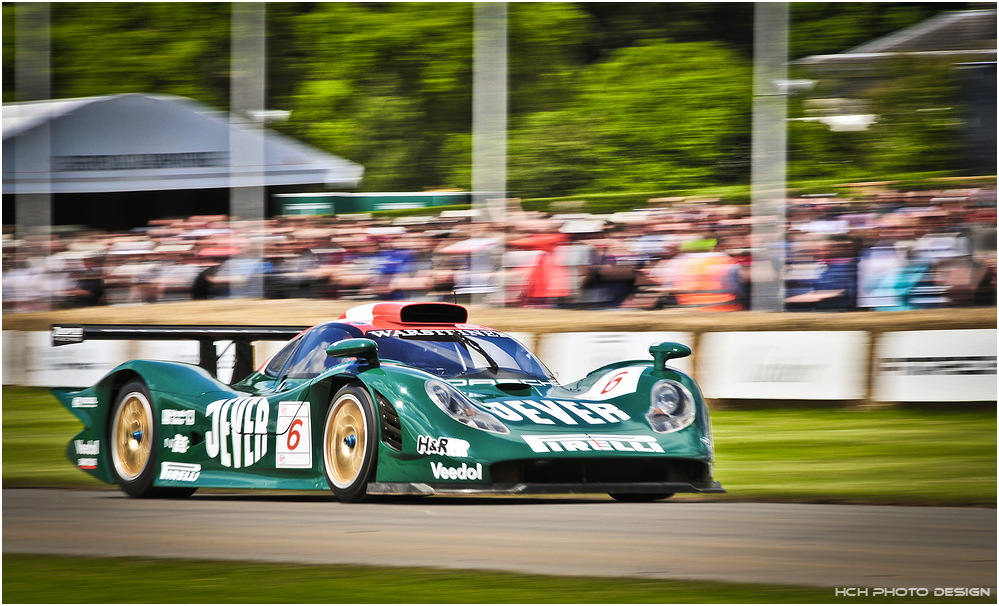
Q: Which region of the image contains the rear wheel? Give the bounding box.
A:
[109,381,158,497]
[609,493,674,502]
[109,380,196,499]
[322,384,378,503]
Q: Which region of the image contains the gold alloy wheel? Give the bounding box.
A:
[324,394,367,488]
[112,391,153,481]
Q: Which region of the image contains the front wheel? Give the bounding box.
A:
[322,384,378,503]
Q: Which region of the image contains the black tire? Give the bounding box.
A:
[322,384,378,503]
[109,380,197,499]
[609,493,675,502]
[109,380,159,497]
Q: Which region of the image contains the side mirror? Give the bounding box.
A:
[649,341,691,372]
[327,338,380,368]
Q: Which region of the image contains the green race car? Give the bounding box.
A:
[53,302,722,502]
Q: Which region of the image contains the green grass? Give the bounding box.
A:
[3,388,995,604]
[710,407,997,506]
[5,554,995,604]
[2,386,106,488]
[2,387,996,504]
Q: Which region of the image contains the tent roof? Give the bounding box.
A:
[3,93,363,194]
[794,9,997,68]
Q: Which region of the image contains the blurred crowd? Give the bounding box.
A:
[3,187,996,313]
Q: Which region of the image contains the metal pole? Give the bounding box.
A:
[750,2,788,312]
[14,3,52,310]
[230,3,266,299]
[472,2,507,306]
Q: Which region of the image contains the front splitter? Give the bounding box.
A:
[367,481,725,496]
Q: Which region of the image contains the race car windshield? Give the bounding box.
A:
[369,330,554,380]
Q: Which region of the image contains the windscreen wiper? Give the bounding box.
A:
[454,332,499,374]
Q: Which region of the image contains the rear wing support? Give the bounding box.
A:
[52,324,309,383]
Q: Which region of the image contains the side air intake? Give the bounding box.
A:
[375,391,403,452]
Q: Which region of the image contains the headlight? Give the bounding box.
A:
[425,380,509,434]
[646,380,696,433]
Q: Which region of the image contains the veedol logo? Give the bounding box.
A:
[160,462,201,482]
[430,462,483,481]
[417,436,470,458]
[206,397,269,469]
[77,458,98,470]
[523,434,665,454]
[74,439,100,455]
[162,409,195,425]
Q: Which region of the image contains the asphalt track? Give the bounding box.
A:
[3,489,996,590]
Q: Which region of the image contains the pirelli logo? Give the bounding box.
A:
[879,356,997,376]
[523,434,665,454]
[160,462,201,482]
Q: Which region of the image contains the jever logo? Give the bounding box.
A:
[206,398,269,469]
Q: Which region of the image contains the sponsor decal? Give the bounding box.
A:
[368,329,506,339]
[523,434,665,454]
[878,356,997,376]
[72,397,99,409]
[52,325,85,344]
[430,461,483,481]
[276,402,312,469]
[77,457,98,470]
[476,399,630,426]
[206,397,269,469]
[576,367,646,401]
[743,360,822,383]
[165,434,190,454]
[74,439,100,455]
[162,409,196,425]
[417,436,470,458]
[160,462,201,482]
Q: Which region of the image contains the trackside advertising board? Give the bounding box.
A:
[5,329,995,402]
[872,329,997,402]
[538,332,694,384]
[698,331,869,400]
[2,332,238,387]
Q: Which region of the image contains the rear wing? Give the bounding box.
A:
[52,324,309,383]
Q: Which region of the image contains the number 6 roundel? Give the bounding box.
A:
[277,402,312,468]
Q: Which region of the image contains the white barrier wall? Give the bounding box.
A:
[698,331,870,400]
[3,329,996,402]
[537,332,693,384]
[2,332,240,387]
[873,330,998,402]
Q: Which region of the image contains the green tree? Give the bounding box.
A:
[286,3,474,191]
[567,40,751,193]
[50,3,231,107]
